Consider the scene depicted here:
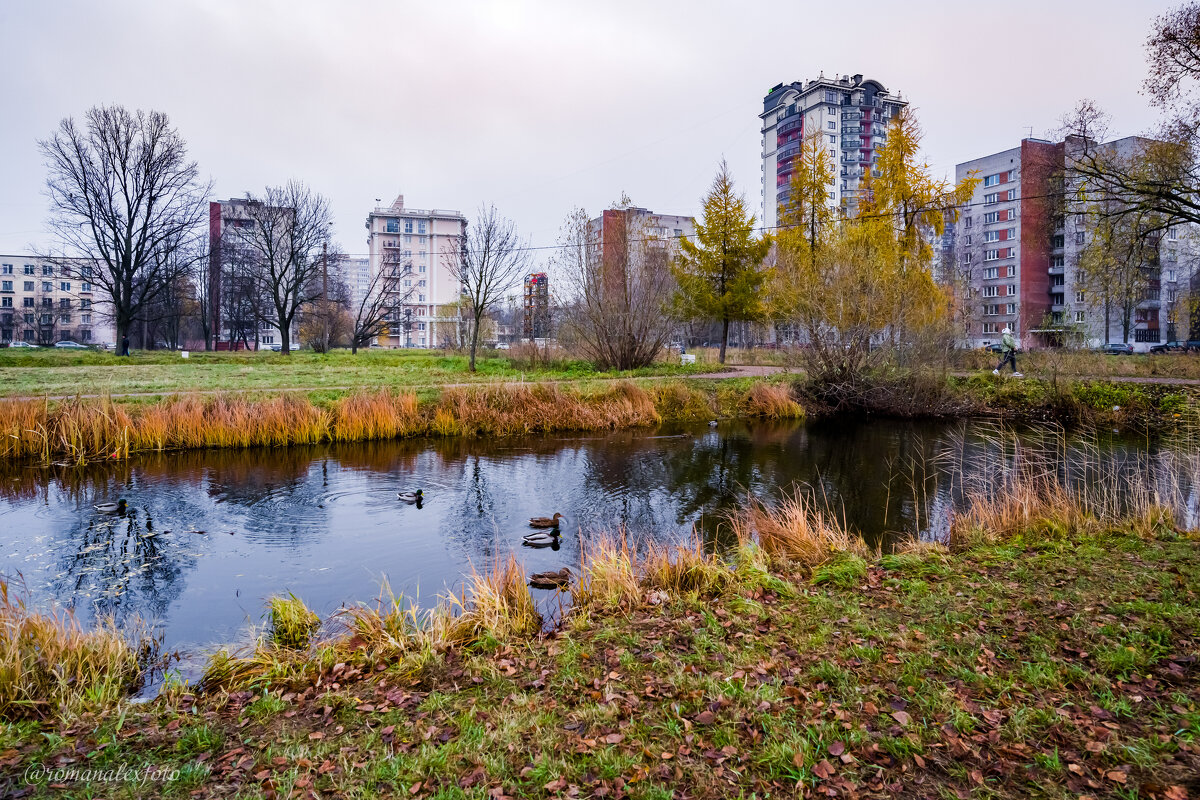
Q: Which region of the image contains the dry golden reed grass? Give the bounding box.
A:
[741,383,805,420]
[0,380,755,464]
[733,491,869,567]
[0,579,141,720]
[571,531,728,611]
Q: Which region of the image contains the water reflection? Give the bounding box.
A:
[0,419,1195,660]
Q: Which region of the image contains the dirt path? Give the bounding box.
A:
[951,371,1200,386]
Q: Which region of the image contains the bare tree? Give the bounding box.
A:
[445,205,530,371]
[232,182,333,354]
[349,256,417,354]
[553,199,677,370]
[39,105,211,352]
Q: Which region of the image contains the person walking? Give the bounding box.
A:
[992,327,1022,377]
[120,335,130,357]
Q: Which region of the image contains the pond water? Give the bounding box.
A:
[0,418,1194,688]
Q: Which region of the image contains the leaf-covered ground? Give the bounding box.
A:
[3,529,1198,799]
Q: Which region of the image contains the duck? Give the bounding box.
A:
[398,489,423,503]
[94,499,127,514]
[529,512,565,529]
[522,532,560,547]
[708,420,718,427]
[528,567,572,590]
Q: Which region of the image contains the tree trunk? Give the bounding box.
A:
[279,317,290,355]
[469,312,481,372]
[719,316,730,365]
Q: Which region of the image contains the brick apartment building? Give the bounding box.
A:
[950,137,1197,352]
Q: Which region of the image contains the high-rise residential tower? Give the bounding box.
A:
[365,194,467,348]
[759,74,908,231]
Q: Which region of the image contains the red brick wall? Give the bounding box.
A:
[1018,140,1063,336]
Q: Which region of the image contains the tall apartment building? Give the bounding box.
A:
[760,74,908,231]
[208,198,300,349]
[951,137,1195,351]
[364,195,468,348]
[0,256,115,346]
[588,207,695,307]
[343,257,372,313]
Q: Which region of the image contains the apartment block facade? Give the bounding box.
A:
[588,207,695,306]
[364,195,467,348]
[208,198,299,349]
[0,256,115,346]
[760,74,908,231]
[951,137,1195,351]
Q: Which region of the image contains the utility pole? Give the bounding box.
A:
[322,240,329,352]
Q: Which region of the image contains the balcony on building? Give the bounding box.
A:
[777,115,803,137]
[776,140,801,161]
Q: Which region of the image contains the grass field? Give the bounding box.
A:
[0,348,722,399]
[1,492,1196,798]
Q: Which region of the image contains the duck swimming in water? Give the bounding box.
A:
[528,567,572,589]
[529,513,565,529]
[522,532,560,547]
[94,499,127,514]
[398,489,423,503]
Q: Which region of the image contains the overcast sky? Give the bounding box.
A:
[0,0,1180,266]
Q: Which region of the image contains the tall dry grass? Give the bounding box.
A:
[740,383,805,419]
[0,579,142,719]
[571,531,729,611]
[732,491,869,567]
[0,382,687,465]
[943,423,1190,550]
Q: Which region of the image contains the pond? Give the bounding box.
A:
[0,417,1194,689]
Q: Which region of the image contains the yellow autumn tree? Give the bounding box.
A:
[774,108,978,381]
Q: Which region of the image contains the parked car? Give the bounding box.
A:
[982,343,1021,354]
[1098,343,1135,355]
[54,340,88,349]
[1149,340,1190,354]
[495,342,510,350]
[267,343,283,352]
[6,340,37,348]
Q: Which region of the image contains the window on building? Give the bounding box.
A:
[385,218,400,233]
[59,299,70,309]
[1006,189,1016,200]
[40,298,51,308]
[418,280,426,287]
[1075,231,1085,244]
[419,265,426,273]
[983,212,999,224]
[983,174,1000,187]
[1051,275,1065,287]
[1006,303,1017,315]
[964,235,972,245]
[827,120,836,130]
[1005,265,1016,277]
[983,286,998,298]
[1051,255,1065,267]
[1168,226,1178,240]
[1168,269,1177,281]
[81,282,90,292]
[59,282,70,292]
[404,219,413,234]
[1052,235,1065,248]
[983,193,999,205]
[1007,284,1016,296]
[984,267,999,279]
[41,266,52,276]
[1,281,10,292]
[418,294,425,302]
[417,221,427,234]
[962,253,972,264]
[1,298,10,308]
[0,264,10,275]
[983,231,1000,243]
[964,217,972,227]
[1075,311,1085,323]
[23,265,34,275]
[81,314,90,324]
[80,330,91,342]
[80,300,90,310]
[985,249,1001,261]
[22,298,33,308]
[41,282,52,292]
[1167,249,1178,262]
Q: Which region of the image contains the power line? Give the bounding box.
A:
[329,187,1089,260]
